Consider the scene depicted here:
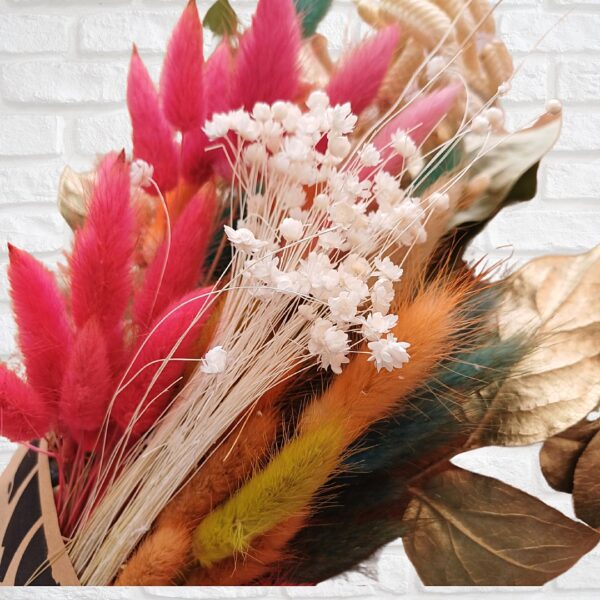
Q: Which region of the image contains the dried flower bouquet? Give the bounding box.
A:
[0,0,598,588]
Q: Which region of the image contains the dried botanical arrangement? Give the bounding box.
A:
[0,0,598,588]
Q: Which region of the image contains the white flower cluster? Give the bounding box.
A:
[204,92,429,374]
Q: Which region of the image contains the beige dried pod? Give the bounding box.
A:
[379,0,456,51]
[481,40,514,97]
[57,165,94,230]
[378,39,425,108]
[469,0,496,35]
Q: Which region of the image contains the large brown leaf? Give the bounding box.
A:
[540,417,600,493]
[402,466,599,586]
[573,429,600,529]
[470,244,600,446]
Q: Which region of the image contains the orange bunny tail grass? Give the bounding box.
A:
[186,514,305,585]
[115,390,282,585]
[300,266,482,444]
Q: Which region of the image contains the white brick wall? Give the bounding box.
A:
[0,0,598,597]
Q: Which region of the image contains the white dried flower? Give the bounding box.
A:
[224,225,269,254]
[361,312,399,342]
[328,135,351,160]
[371,277,395,314]
[368,334,410,372]
[200,346,228,374]
[252,102,272,122]
[203,113,231,139]
[391,130,417,158]
[306,90,330,112]
[314,193,330,211]
[374,256,403,282]
[358,143,381,167]
[308,318,350,374]
[471,115,490,135]
[328,291,361,324]
[130,159,154,189]
[298,304,316,321]
[279,217,304,242]
[427,192,450,211]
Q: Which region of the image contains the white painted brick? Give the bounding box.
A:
[75,111,132,155]
[500,11,600,53]
[555,546,600,590]
[544,157,600,200]
[0,115,62,156]
[0,15,70,54]
[554,108,600,151]
[0,164,62,205]
[557,57,600,103]
[0,206,67,254]
[486,208,600,253]
[505,55,549,103]
[79,12,179,54]
[1,62,127,104]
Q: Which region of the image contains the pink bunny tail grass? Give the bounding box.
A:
[327,25,400,116]
[366,83,462,177]
[70,153,135,366]
[160,0,204,133]
[0,364,51,442]
[133,186,217,332]
[181,41,234,184]
[111,288,214,438]
[60,319,113,444]
[205,41,234,119]
[8,244,73,406]
[231,0,301,110]
[128,47,179,194]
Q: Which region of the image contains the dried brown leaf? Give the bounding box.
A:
[573,429,600,529]
[403,465,599,586]
[471,244,600,446]
[540,417,600,493]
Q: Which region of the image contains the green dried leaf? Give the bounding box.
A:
[574,428,600,529]
[448,112,561,230]
[294,0,333,38]
[413,143,463,196]
[403,465,599,586]
[204,0,238,37]
[540,417,600,493]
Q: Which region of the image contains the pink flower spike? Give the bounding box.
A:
[231,0,301,110]
[70,153,135,367]
[160,0,205,133]
[205,40,234,119]
[0,364,51,442]
[128,46,179,194]
[8,245,73,406]
[111,287,214,438]
[133,186,217,332]
[60,319,113,444]
[327,25,400,116]
[364,83,462,178]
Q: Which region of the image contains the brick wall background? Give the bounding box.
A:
[0,0,598,597]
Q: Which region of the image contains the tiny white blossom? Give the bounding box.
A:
[308,318,350,374]
[374,256,404,282]
[300,252,340,299]
[203,113,231,139]
[471,115,490,135]
[407,154,425,178]
[427,192,450,211]
[328,291,361,323]
[368,334,410,372]
[243,142,268,166]
[328,135,351,160]
[229,109,261,141]
[371,277,395,314]
[326,103,357,135]
[361,312,398,342]
[279,217,304,242]
[224,225,269,254]
[314,193,329,211]
[298,304,316,321]
[341,254,372,281]
[272,270,308,294]
[252,102,272,122]
[318,230,349,251]
[271,100,290,121]
[359,143,381,167]
[200,346,228,374]
[391,130,417,157]
[130,159,154,189]
[329,201,356,227]
[306,90,330,112]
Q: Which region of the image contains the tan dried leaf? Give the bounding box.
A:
[540,417,600,493]
[57,165,93,230]
[471,244,600,446]
[574,429,600,529]
[403,466,599,586]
